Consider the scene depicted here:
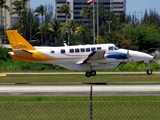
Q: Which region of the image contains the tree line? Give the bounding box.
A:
[1,0,160,53]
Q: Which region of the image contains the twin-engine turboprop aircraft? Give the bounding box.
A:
[6,30,153,77]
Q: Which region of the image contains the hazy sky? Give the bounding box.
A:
[30,0,160,16]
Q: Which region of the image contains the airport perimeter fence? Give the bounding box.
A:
[1,100,160,120]
[1,86,160,120]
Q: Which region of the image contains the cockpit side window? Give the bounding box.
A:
[108,46,114,51]
[109,46,119,51]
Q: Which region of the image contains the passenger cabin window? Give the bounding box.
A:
[70,49,74,53]
[50,50,55,54]
[61,49,65,53]
[91,47,96,51]
[80,48,85,52]
[75,48,80,53]
[97,47,101,50]
[86,48,90,52]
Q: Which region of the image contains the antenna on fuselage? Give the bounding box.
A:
[63,41,68,46]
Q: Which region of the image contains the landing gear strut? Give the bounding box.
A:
[85,70,96,77]
[146,62,152,75]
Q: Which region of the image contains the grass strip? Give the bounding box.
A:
[0,74,160,83]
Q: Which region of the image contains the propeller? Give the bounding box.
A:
[120,49,131,63]
[150,52,159,62]
[127,49,129,63]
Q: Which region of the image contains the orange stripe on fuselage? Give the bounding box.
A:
[12,49,57,62]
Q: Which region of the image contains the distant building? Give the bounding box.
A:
[56,0,126,24]
[0,0,30,29]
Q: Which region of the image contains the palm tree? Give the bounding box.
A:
[62,20,77,45]
[0,0,9,43]
[22,0,29,10]
[34,5,45,24]
[68,20,76,33]
[75,25,86,44]
[34,5,45,45]
[11,0,24,33]
[21,0,29,36]
[80,7,92,28]
[59,4,70,22]
[20,9,40,42]
[37,23,51,45]
[49,20,61,46]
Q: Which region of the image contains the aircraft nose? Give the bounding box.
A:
[130,51,153,62]
[143,53,153,61]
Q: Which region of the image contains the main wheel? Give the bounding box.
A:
[91,70,96,76]
[147,69,152,75]
[85,71,91,77]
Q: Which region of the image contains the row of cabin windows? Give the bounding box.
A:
[60,47,102,54]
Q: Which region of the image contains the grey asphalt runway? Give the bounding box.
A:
[0,72,160,96]
[0,84,160,96]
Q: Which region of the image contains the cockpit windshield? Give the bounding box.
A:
[114,46,119,50]
[108,46,119,51]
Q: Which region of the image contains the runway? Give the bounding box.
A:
[0,83,160,96]
[1,72,160,96]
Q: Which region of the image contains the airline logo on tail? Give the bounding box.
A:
[13,44,28,49]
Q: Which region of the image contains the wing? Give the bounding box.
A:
[77,50,106,65]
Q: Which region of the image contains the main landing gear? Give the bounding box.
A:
[85,70,96,77]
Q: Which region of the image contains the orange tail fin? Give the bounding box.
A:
[6,30,35,51]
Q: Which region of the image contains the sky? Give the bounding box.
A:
[30,0,160,16]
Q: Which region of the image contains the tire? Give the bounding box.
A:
[91,70,96,76]
[85,71,91,77]
[147,69,152,75]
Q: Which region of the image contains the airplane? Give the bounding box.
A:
[6,30,154,77]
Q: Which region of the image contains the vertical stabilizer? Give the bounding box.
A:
[6,30,35,51]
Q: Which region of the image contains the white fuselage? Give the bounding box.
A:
[33,44,153,71]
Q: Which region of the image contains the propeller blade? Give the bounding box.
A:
[127,49,129,63]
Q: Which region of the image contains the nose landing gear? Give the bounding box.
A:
[147,69,152,75]
[146,62,152,75]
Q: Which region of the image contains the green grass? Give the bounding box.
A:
[0,96,160,120]
[0,74,160,83]
[0,96,160,102]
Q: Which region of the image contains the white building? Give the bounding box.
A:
[0,0,30,29]
[56,0,126,24]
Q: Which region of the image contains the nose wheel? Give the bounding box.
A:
[147,69,152,75]
[85,70,96,77]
